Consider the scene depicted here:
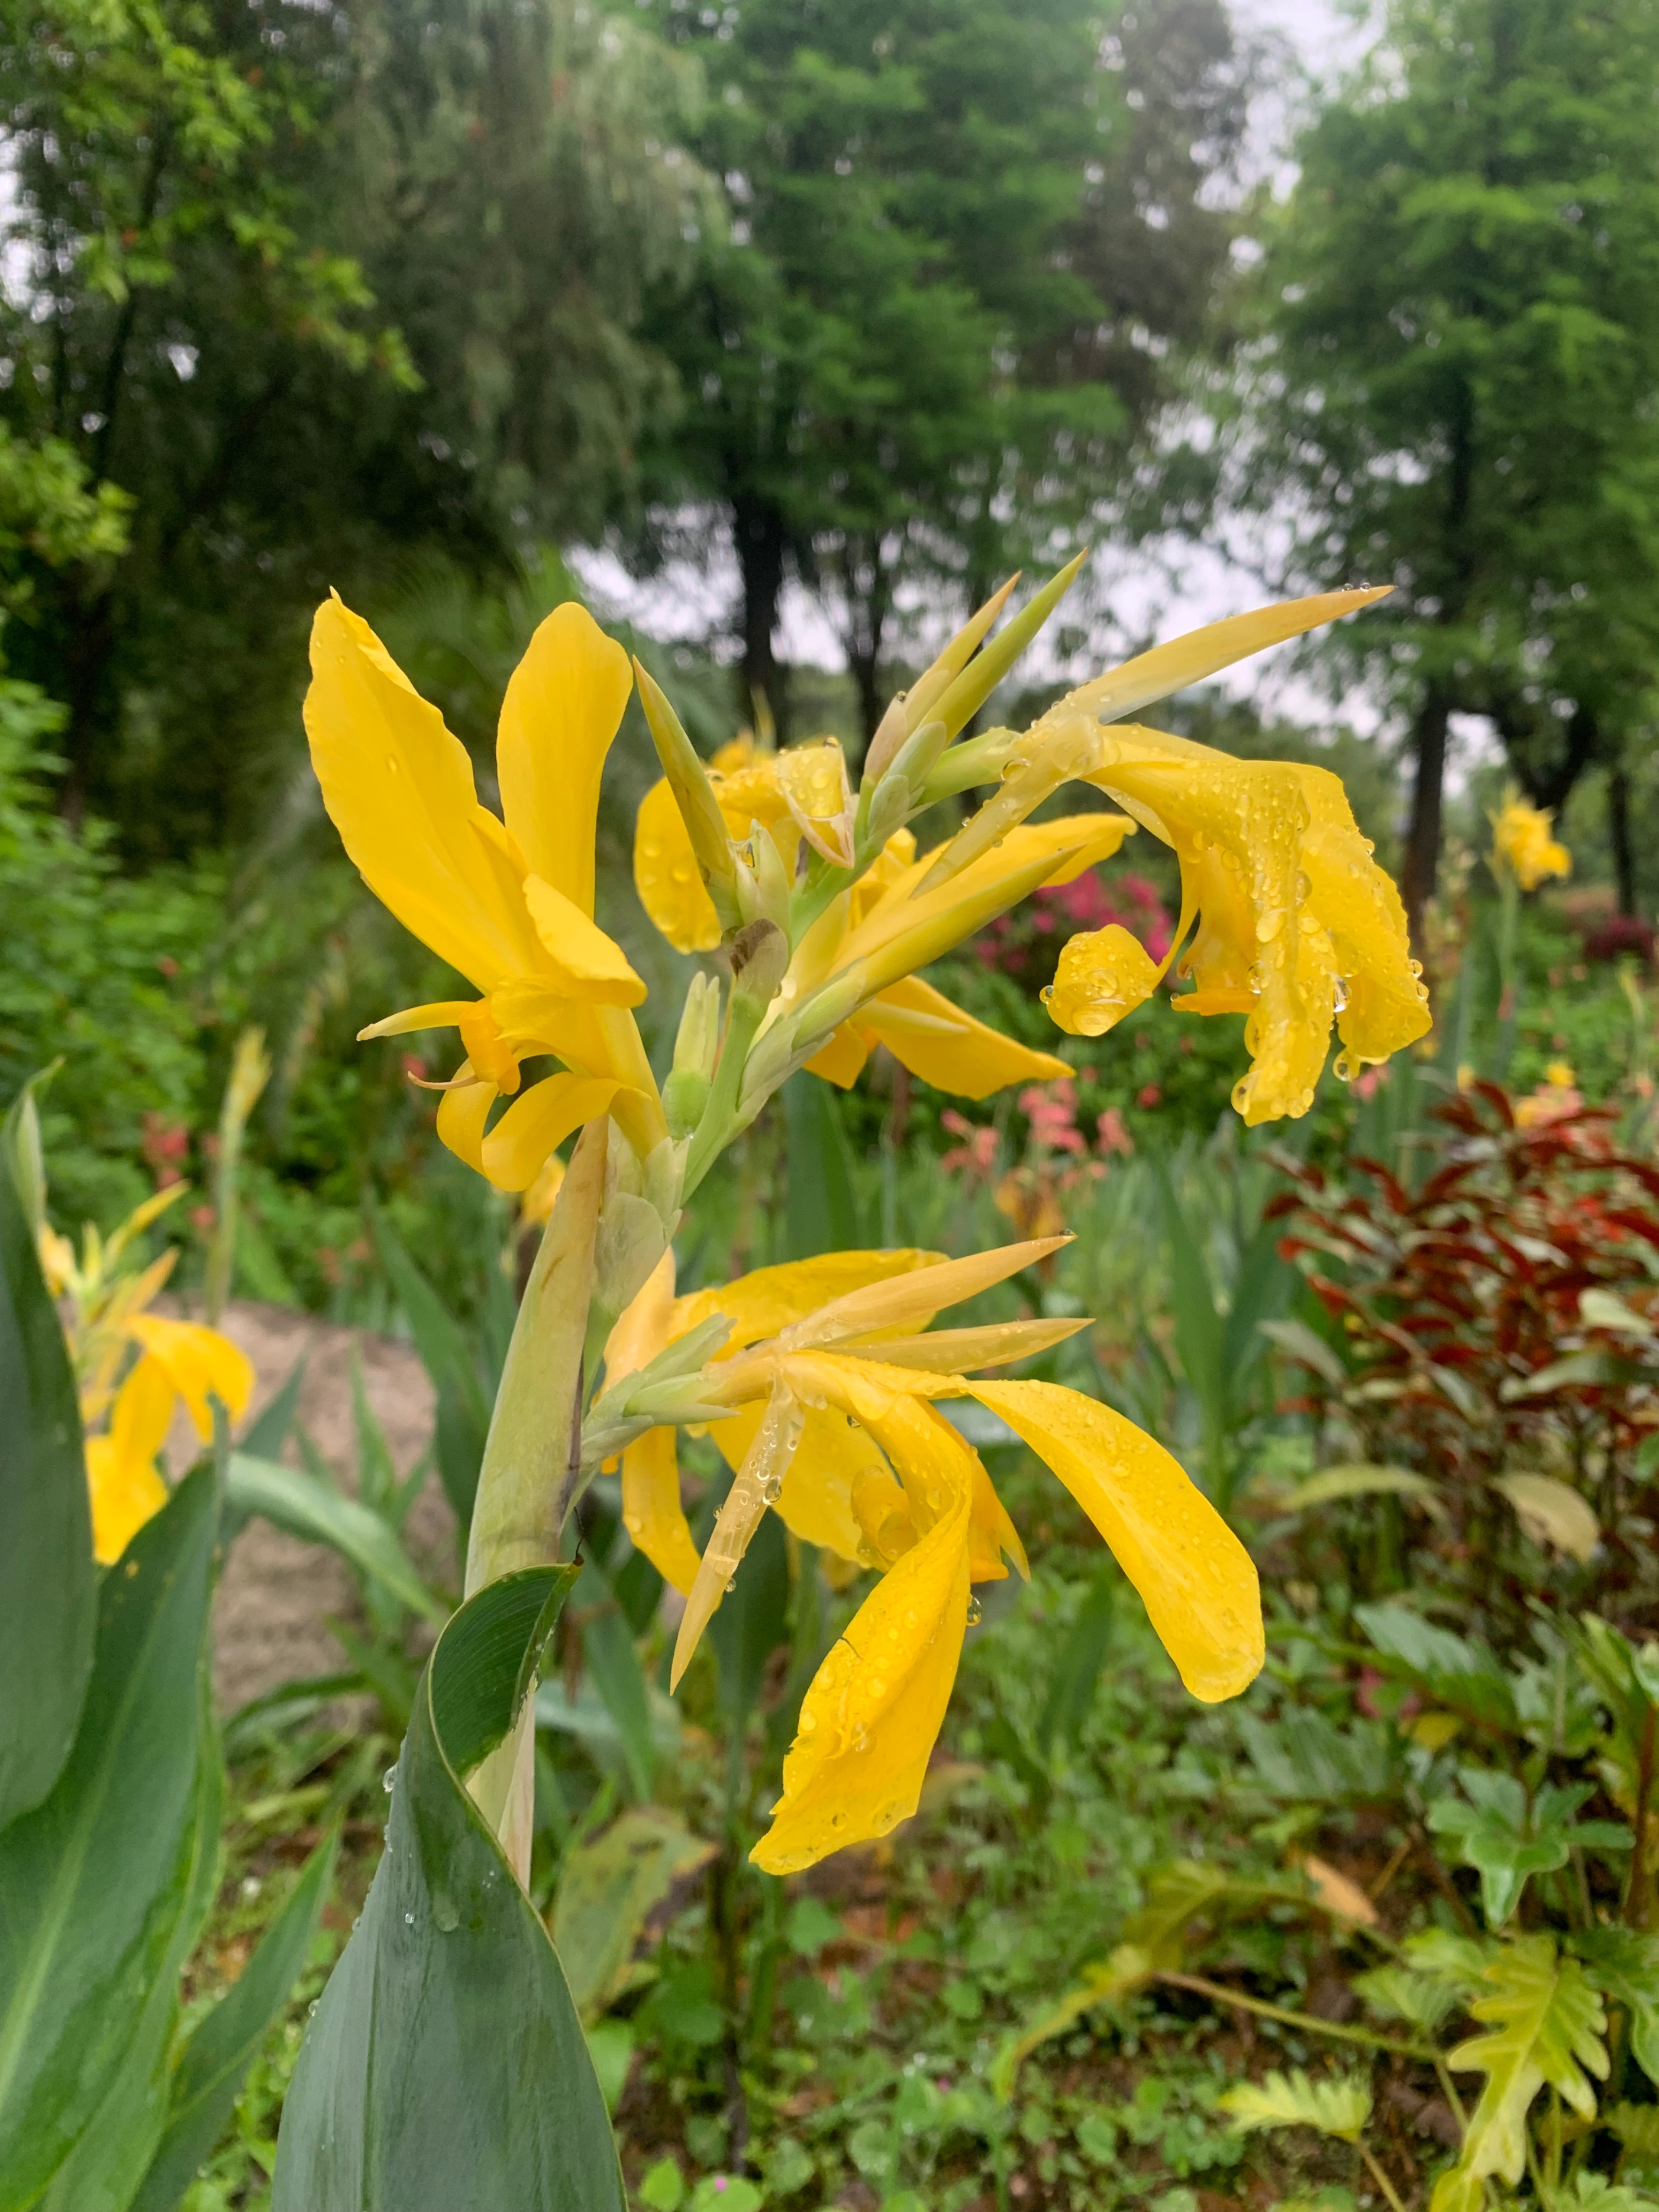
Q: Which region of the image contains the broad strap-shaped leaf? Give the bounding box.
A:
[1217,2068,1372,2142]
[225,1451,447,1625]
[130,1827,338,2212]
[0,1084,95,1824]
[36,1712,222,2212]
[0,1463,215,2212]
[1441,1936,1608,2197]
[273,1565,626,2212]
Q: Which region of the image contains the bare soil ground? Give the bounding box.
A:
[172,1300,453,1713]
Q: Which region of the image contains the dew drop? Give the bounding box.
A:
[966,1594,982,1627]
[382,1765,397,1794]
[404,1910,415,1926]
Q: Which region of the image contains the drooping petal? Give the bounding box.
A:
[672,1380,804,1688]
[522,876,647,1006]
[621,1426,702,1596]
[495,602,633,918]
[305,596,544,991]
[127,1315,254,1437]
[967,1378,1262,1701]
[435,1067,494,1175]
[479,1074,624,1192]
[85,1357,173,1566]
[752,1397,974,1874]
[861,976,1070,1097]
[970,1456,1028,1582]
[1044,925,1161,1037]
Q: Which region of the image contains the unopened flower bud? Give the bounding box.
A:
[664,970,719,1138]
[728,918,790,1016]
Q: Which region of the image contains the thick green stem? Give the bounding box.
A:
[464,1118,608,1875]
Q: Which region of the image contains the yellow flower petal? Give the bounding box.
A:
[803,1024,874,1089]
[634,776,722,952]
[712,1395,905,1566]
[966,1378,1263,1702]
[521,876,647,1007]
[496,602,633,917]
[672,1379,803,1688]
[85,1433,169,1565]
[356,999,480,1042]
[752,1397,974,1874]
[776,737,856,868]
[861,976,1070,1097]
[1490,792,1571,891]
[435,1067,494,1175]
[970,1457,1028,1582]
[777,1237,1069,1350]
[606,1247,677,1378]
[845,1317,1089,1372]
[479,1074,624,1193]
[672,1249,946,1353]
[127,1315,254,1436]
[1044,924,1161,1037]
[621,1426,702,1595]
[305,596,543,991]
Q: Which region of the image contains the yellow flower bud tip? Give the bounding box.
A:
[1044,925,1161,1037]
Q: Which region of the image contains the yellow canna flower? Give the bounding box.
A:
[304,594,666,1189]
[1490,790,1571,892]
[84,1318,254,1563]
[634,576,1426,1138]
[43,1181,256,1563]
[602,1239,1263,1874]
[635,740,1102,1100]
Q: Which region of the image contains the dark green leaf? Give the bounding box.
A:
[1037,1562,1115,1755]
[374,1211,492,1529]
[131,1829,338,2212]
[577,1560,655,1804]
[783,1073,862,1257]
[709,1507,790,1733]
[225,1452,447,1626]
[0,1083,95,1825]
[1573,1929,1659,2087]
[1356,1601,1519,1733]
[272,1566,624,2212]
[237,1359,306,1463]
[0,1464,215,2211]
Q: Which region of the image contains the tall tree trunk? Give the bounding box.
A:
[1610,759,1638,918]
[733,492,788,741]
[838,536,893,757]
[1400,679,1452,959]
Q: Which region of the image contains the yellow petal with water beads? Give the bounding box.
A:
[711,1396,899,1565]
[751,1396,975,1874]
[838,1316,1089,1373]
[634,776,724,953]
[966,1378,1263,1702]
[621,1426,702,1596]
[672,1379,805,1690]
[777,1236,1070,1351]
[1044,924,1161,1037]
[776,737,856,868]
[672,1249,945,1354]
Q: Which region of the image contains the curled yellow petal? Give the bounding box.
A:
[776,737,856,868]
[967,1377,1263,1702]
[803,1023,874,1089]
[521,877,647,1007]
[476,1073,622,1193]
[356,999,479,1042]
[672,1380,803,1689]
[1044,924,1161,1037]
[436,1067,494,1175]
[752,1397,974,1874]
[305,596,543,991]
[126,1315,254,1437]
[496,602,632,918]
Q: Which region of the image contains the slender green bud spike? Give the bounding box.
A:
[864,577,1019,785]
[753,817,793,930]
[860,769,913,855]
[634,659,741,929]
[886,717,949,794]
[927,551,1089,743]
[665,972,719,1139]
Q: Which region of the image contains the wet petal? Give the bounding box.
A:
[714,1395,902,1566]
[776,737,856,868]
[496,602,632,917]
[1045,925,1161,1037]
[752,1398,974,1874]
[305,596,543,990]
[672,1380,803,1688]
[844,1317,1089,1372]
[967,1378,1263,1701]
[672,1249,945,1353]
[779,1237,1068,1350]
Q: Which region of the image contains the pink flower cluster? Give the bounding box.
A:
[975,867,1173,976]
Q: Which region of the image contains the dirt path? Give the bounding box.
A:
[192,1300,455,1713]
